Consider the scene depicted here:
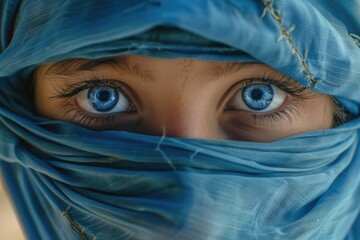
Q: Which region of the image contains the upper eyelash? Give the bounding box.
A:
[49,78,135,127]
[52,74,308,101]
[49,78,126,100]
[234,74,308,99]
[50,74,309,127]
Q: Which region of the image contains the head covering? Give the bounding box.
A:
[1,0,360,239]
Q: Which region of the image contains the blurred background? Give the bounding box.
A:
[0,179,25,240]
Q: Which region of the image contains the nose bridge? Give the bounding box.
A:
[144,92,219,139]
[163,107,207,138]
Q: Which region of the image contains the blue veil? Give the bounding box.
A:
[1,1,360,239]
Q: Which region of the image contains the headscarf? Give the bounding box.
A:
[0,1,360,239]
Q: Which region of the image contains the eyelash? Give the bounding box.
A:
[50,75,310,127]
[50,77,136,127]
[228,75,310,125]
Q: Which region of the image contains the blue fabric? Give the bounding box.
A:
[0,0,359,239]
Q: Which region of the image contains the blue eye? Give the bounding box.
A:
[76,86,132,114]
[242,84,274,110]
[88,86,119,112]
[226,83,286,112]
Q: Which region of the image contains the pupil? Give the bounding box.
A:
[98,91,110,102]
[251,89,263,100]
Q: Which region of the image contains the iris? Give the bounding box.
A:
[88,86,119,112]
[242,84,274,110]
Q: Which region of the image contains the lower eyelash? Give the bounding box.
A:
[53,74,307,128]
[250,100,301,126]
[226,75,311,126]
[50,78,138,128]
[59,97,117,128]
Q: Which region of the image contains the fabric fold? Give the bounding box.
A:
[1,0,360,239]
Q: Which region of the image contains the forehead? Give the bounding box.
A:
[40,55,277,80]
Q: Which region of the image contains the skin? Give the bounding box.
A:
[34,55,334,142]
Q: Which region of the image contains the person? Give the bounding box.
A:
[34,55,338,142]
[0,0,359,239]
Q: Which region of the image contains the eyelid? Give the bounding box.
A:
[67,97,140,129]
[50,78,142,129]
[50,78,142,111]
[219,75,308,111]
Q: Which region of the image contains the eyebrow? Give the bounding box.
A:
[44,56,254,82]
[45,56,155,82]
[209,62,254,81]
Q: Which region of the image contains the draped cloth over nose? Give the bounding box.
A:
[0,0,360,239]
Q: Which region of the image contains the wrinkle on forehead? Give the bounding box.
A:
[42,55,267,83]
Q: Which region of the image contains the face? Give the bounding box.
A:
[34,55,334,142]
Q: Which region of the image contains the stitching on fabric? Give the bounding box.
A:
[350,33,360,48]
[260,0,317,86]
[190,149,202,161]
[155,126,177,171]
[62,206,97,240]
